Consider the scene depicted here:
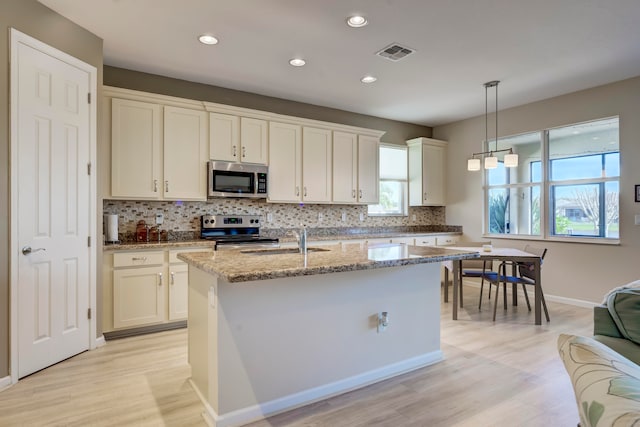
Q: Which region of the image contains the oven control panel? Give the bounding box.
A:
[201,214,261,229]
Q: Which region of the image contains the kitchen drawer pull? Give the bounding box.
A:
[170,271,175,285]
[165,181,169,192]
[131,256,147,261]
[153,180,158,192]
[158,272,163,286]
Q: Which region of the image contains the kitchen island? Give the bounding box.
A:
[178,242,477,427]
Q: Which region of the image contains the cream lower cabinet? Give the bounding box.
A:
[112,251,165,329]
[105,247,213,333]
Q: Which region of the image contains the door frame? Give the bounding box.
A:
[9,28,98,384]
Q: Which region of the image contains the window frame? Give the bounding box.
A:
[367,144,408,217]
[483,117,620,244]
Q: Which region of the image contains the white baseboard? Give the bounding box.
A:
[0,375,12,392]
[191,351,443,427]
[95,335,106,347]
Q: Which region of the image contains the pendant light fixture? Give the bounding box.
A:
[467,80,518,171]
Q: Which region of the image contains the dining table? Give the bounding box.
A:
[444,247,544,325]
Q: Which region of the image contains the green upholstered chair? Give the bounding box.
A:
[593,287,640,365]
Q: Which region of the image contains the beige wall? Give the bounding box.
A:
[103,66,432,145]
[434,76,640,303]
[0,0,103,378]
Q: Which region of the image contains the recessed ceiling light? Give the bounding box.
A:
[361,75,377,84]
[198,34,219,45]
[347,15,368,28]
[289,58,306,67]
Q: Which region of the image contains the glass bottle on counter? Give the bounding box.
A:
[136,220,149,242]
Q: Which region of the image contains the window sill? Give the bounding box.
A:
[482,233,620,246]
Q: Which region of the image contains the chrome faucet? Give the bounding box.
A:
[291,225,308,254]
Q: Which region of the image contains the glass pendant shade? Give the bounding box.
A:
[504,152,519,167]
[484,155,498,169]
[467,158,481,171]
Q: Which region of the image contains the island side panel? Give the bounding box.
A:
[215,262,441,416]
[188,265,219,413]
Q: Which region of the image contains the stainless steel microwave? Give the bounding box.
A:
[207,161,268,198]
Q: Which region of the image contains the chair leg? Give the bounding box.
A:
[502,282,507,309]
[540,288,550,322]
[522,284,531,311]
[492,283,499,321]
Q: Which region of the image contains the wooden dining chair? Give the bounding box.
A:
[447,241,495,305]
[485,244,549,322]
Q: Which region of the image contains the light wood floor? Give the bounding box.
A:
[0,284,591,427]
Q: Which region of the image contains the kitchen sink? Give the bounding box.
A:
[240,247,330,255]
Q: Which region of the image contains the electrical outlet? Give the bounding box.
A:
[341,211,347,222]
[359,212,365,222]
[377,311,389,333]
[411,214,416,222]
[635,214,640,225]
[155,213,164,225]
[318,213,323,222]
[266,213,273,223]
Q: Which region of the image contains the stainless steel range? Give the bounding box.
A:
[200,214,279,250]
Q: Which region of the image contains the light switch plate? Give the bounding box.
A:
[635,214,640,225]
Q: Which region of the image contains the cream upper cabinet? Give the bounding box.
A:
[209,114,267,164]
[357,135,380,204]
[302,127,332,202]
[268,121,302,202]
[111,98,162,199]
[164,106,208,200]
[209,112,239,162]
[332,131,358,203]
[407,137,447,206]
[240,117,268,164]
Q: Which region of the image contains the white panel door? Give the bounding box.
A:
[302,127,332,202]
[332,131,358,203]
[15,34,91,378]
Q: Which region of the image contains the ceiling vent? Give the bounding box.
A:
[376,43,415,61]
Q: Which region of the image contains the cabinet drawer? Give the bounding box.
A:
[113,251,164,268]
[169,248,213,264]
[415,236,436,246]
[435,235,460,246]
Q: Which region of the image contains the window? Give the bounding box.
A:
[484,117,619,241]
[368,145,408,216]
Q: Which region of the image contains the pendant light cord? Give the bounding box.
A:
[495,82,498,152]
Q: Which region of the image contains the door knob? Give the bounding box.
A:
[22,246,46,255]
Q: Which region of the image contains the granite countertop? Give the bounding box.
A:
[102,230,462,251]
[177,242,478,283]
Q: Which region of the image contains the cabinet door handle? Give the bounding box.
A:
[232,145,237,157]
[158,272,163,286]
[242,146,246,158]
[359,189,363,199]
[153,180,158,192]
[296,186,300,196]
[165,181,169,192]
[131,256,147,261]
[352,189,356,198]
[424,192,427,200]
[303,187,307,197]
[170,271,175,285]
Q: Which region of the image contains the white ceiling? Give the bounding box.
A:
[40,0,640,127]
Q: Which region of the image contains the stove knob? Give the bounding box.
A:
[255,219,259,224]
[204,219,209,224]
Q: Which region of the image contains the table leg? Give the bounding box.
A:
[534,259,541,325]
[511,262,518,306]
[444,266,449,303]
[452,260,460,320]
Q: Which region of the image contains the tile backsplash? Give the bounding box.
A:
[103,199,446,238]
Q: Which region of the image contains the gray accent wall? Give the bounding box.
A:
[104,66,433,145]
[434,76,640,304]
[0,0,103,379]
